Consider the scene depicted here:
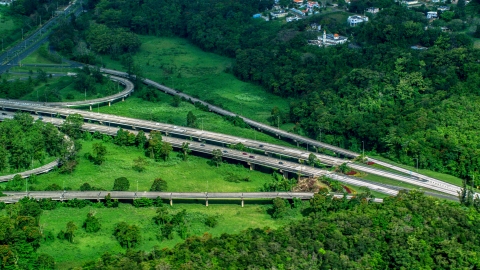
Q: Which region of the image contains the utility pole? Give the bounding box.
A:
[277,116,279,129]
[413,157,419,173]
[84,88,86,101]
[22,28,24,40]
[137,180,138,192]
[362,141,365,160]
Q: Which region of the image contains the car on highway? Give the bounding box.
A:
[249,155,255,159]
[259,144,264,147]
[223,150,228,153]
[242,152,247,155]
[279,161,283,165]
[200,144,205,146]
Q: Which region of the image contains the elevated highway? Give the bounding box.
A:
[0,99,461,197]
[0,191,385,204]
[0,112,401,196]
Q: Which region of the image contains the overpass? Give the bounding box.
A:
[0,112,402,196]
[0,191,385,205]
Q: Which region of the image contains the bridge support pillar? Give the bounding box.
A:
[170,198,172,206]
[89,105,92,111]
[206,198,208,207]
[249,163,255,170]
[266,152,271,157]
[122,97,124,102]
[296,141,299,147]
[283,171,288,179]
[241,198,244,208]
[108,101,111,106]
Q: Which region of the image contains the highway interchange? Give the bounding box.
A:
[0,11,466,202]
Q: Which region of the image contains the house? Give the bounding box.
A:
[402,0,422,8]
[307,1,320,8]
[271,11,288,18]
[440,26,450,32]
[286,16,301,22]
[309,30,348,47]
[411,45,428,50]
[437,6,450,11]
[366,7,379,14]
[0,0,13,5]
[290,8,304,16]
[293,0,304,6]
[426,11,438,19]
[347,15,369,26]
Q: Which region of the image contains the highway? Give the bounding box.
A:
[0,0,81,73]
[0,191,385,204]
[0,112,401,196]
[0,98,461,196]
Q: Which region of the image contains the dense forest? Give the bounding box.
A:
[43,0,480,180]
[77,191,480,269]
[0,113,67,172]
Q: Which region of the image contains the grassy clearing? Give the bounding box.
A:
[36,202,300,269]
[0,139,274,192]
[101,36,291,125]
[369,154,463,186]
[98,97,297,148]
[22,45,59,65]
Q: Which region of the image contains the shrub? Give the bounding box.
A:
[150,178,168,191]
[113,177,130,191]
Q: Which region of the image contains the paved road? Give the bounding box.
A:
[0,191,385,204]
[99,68,465,196]
[0,112,401,196]
[0,99,460,197]
[0,1,81,73]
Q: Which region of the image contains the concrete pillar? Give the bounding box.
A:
[249,163,255,170]
[122,97,124,102]
[241,198,244,207]
[170,198,172,206]
[283,171,288,179]
[297,141,299,147]
[89,105,92,111]
[267,152,271,157]
[206,198,208,207]
[108,101,111,106]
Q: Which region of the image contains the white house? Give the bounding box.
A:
[271,11,288,18]
[0,0,13,5]
[426,11,438,19]
[347,15,369,26]
[309,31,348,47]
[437,6,450,11]
[366,7,379,14]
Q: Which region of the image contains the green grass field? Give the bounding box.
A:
[22,45,60,65]
[98,97,297,147]
[35,202,302,269]
[1,139,275,192]
[101,36,291,125]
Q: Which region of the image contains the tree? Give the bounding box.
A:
[83,211,101,233]
[113,177,130,191]
[150,178,168,191]
[308,153,318,167]
[153,206,171,225]
[0,146,8,172]
[186,111,197,127]
[212,149,222,167]
[92,143,107,165]
[135,130,147,149]
[113,222,141,248]
[132,156,148,172]
[172,95,181,107]
[35,253,55,270]
[180,142,191,161]
[64,221,77,243]
[271,197,289,219]
[61,114,84,139]
[145,131,163,161]
[159,142,173,161]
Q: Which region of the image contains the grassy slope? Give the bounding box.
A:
[1,139,273,192]
[102,36,291,124]
[36,202,300,269]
